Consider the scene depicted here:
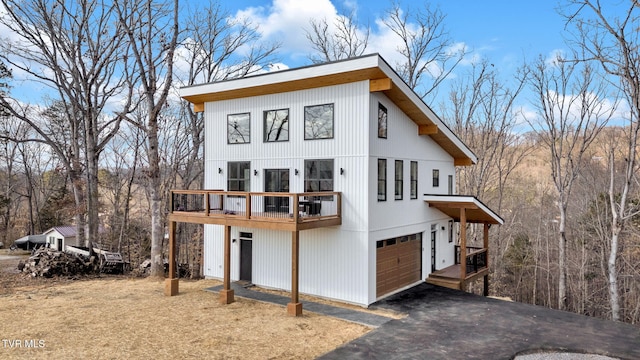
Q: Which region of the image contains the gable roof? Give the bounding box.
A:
[180,54,477,166]
[44,225,77,238]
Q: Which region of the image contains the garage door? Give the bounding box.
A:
[376,233,422,297]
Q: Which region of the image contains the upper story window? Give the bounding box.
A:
[448,175,453,195]
[395,160,403,200]
[378,103,387,138]
[432,169,440,187]
[227,113,250,144]
[304,104,334,140]
[264,108,289,142]
[228,162,251,191]
[410,161,418,199]
[378,159,387,201]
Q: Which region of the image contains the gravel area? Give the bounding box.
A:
[515,352,619,360]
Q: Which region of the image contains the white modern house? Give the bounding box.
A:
[166,54,503,316]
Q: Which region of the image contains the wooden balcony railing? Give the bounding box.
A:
[169,190,342,224]
[455,245,488,275]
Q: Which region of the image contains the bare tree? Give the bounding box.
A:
[527,55,613,310]
[306,10,369,63]
[382,1,466,100]
[115,0,179,278]
[0,0,132,245]
[563,0,640,322]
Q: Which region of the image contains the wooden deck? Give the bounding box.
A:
[426,264,489,291]
[168,190,342,231]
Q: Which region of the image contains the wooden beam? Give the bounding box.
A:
[193,103,204,113]
[484,223,490,297]
[459,208,467,280]
[369,78,392,92]
[454,158,474,166]
[164,220,179,296]
[418,125,438,135]
[220,225,234,304]
[287,231,303,316]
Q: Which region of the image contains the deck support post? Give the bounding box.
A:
[164,220,179,296]
[483,223,490,296]
[220,225,235,304]
[287,230,302,316]
[459,208,467,280]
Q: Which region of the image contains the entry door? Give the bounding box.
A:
[431,225,437,272]
[264,169,290,212]
[240,239,252,282]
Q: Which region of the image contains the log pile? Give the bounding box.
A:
[18,247,98,278]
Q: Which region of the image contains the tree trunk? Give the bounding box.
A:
[558,204,567,310]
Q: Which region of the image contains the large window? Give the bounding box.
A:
[395,160,403,200]
[378,159,387,201]
[227,113,250,144]
[304,104,334,140]
[264,109,289,142]
[228,162,251,192]
[304,159,334,193]
[378,103,387,138]
[432,169,440,187]
[410,161,418,199]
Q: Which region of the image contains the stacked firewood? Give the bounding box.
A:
[17,248,98,278]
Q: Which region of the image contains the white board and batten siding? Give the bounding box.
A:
[203,81,373,305]
[365,92,458,304]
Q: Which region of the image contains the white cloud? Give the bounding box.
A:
[233,0,339,61]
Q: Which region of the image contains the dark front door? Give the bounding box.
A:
[240,239,252,282]
[264,169,290,213]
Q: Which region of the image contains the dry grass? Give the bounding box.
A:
[0,257,371,359]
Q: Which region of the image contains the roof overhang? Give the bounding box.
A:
[423,194,504,225]
[180,54,477,166]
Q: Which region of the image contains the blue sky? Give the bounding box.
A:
[220,0,569,73]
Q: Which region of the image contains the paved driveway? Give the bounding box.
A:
[318,284,640,360]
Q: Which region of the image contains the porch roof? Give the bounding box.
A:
[423,194,504,225]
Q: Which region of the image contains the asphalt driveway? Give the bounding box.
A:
[318,284,640,360]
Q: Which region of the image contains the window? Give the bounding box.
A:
[432,169,440,187]
[448,175,453,195]
[410,161,418,199]
[304,159,334,193]
[378,159,387,201]
[395,160,403,200]
[264,109,289,142]
[228,162,251,192]
[448,220,454,243]
[378,103,387,138]
[227,113,250,144]
[304,104,334,139]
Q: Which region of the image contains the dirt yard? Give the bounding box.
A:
[0,250,371,359]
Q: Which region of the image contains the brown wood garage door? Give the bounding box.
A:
[376,233,422,297]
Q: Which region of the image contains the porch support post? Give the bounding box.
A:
[220,225,235,304]
[459,208,467,280]
[287,230,302,316]
[484,223,490,296]
[164,220,179,296]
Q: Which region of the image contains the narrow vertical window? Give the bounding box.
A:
[378,103,387,138]
[448,175,453,195]
[448,220,454,243]
[432,169,440,187]
[410,161,418,199]
[304,104,334,139]
[227,113,250,144]
[228,162,251,192]
[395,160,403,200]
[378,159,387,201]
[264,109,289,142]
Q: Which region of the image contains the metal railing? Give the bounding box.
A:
[455,245,488,275]
[169,190,341,223]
